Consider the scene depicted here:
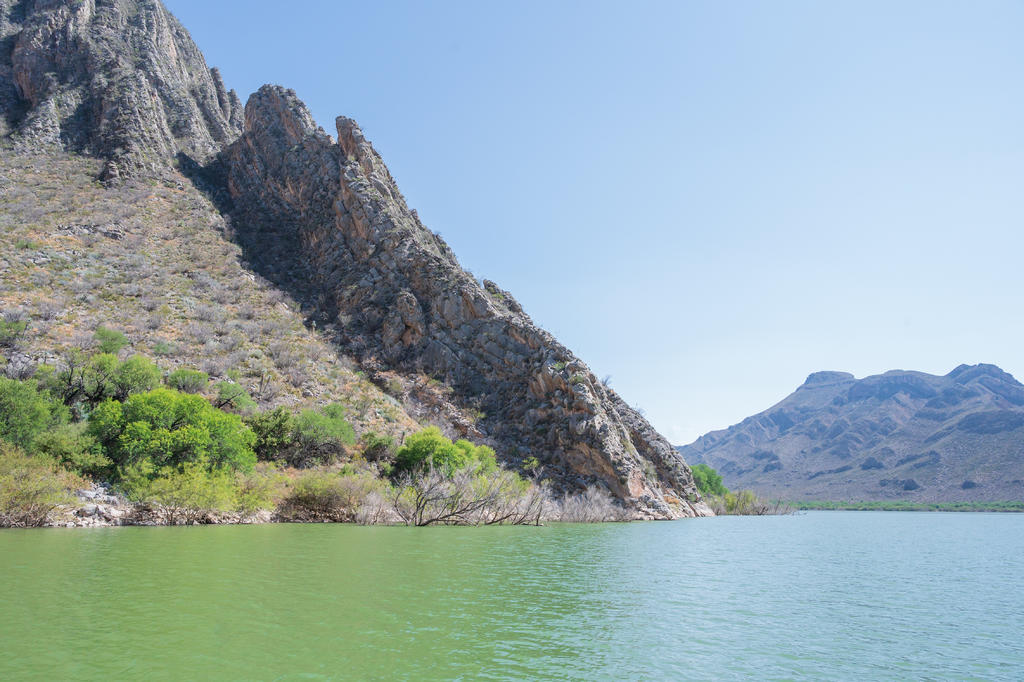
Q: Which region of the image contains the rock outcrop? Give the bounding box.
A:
[0,0,241,179]
[0,0,710,518]
[678,364,1024,503]
[223,86,708,518]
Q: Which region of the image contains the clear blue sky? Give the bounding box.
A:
[166,0,1024,444]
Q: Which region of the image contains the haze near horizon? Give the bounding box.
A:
[164,0,1024,443]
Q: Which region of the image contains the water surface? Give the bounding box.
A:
[2,512,1022,680]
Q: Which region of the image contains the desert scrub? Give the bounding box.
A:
[359,432,395,463]
[550,486,630,523]
[0,443,82,528]
[166,368,208,393]
[0,314,29,349]
[277,467,388,522]
[289,403,356,467]
[92,326,129,354]
[120,459,239,525]
[0,151,420,439]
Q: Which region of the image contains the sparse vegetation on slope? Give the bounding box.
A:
[0,0,711,518]
[0,149,417,438]
[0,337,632,526]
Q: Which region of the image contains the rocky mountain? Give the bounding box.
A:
[0,0,709,518]
[678,365,1024,502]
[0,0,241,180]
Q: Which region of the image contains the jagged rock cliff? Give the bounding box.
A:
[0,0,709,518]
[222,86,707,518]
[679,364,1024,503]
[0,0,241,180]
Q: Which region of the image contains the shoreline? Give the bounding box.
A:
[793,501,1024,513]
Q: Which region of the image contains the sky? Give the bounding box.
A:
[165,0,1024,444]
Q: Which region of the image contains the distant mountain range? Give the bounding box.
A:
[677,364,1024,502]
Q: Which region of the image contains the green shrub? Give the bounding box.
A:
[213,381,256,414]
[88,388,256,475]
[707,489,794,515]
[32,423,111,477]
[111,356,161,401]
[122,459,237,524]
[461,440,497,473]
[167,368,208,394]
[93,326,129,354]
[691,463,728,497]
[394,426,457,475]
[152,341,173,356]
[0,443,81,527]
[0,318,28,349]
[360,432,395,462]
[278,469,385,522]
[235,463,285,514]
[291,403,355,466]
[0,377,64,448]
[393,427,497,477]
[245,407,296,461]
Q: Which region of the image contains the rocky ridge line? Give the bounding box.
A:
[223,86,709,518]
[679,364,1024,503]
[1,0,710,518]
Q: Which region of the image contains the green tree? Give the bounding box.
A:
[81,353,120,404]
[394,427,457,474]
[245,407,296,461]
[33,423,111,477]
[80,353,160,405]
[35,351,88,406]
[691,463,728,497]
[88,388,256,475]
[111,355,161,401]
[0,378,64,448]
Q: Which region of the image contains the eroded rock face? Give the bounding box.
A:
[1,0,711,518]
[0,0,241,179]
[224,86,710,519]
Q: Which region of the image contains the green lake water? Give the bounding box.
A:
[2,511,1023,680]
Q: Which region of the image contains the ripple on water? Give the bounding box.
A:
[1,513,1023,680]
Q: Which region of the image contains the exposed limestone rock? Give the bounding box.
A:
[1,0,711,519]
[224,86,710,519]
[0,0,241,179]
